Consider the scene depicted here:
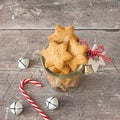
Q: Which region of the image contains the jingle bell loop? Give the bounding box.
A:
[83,65,94,75]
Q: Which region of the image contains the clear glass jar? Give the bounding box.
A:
[41,56,84,92]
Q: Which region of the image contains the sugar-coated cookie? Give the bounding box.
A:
[48,25,79,43]
[41,41,73,70]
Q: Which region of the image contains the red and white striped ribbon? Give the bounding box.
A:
[19,79,50,120]
[80,39,112,63]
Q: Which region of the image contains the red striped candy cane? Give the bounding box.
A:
[19,79,50,120]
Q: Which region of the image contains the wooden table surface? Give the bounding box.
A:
[0,0,120,120]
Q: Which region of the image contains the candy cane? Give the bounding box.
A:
[19,79,50,120]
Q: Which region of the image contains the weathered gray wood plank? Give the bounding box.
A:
[0,0,120,120]
[0,30,120,120]
[0,69,120,120]
[0,30,119,70]
[0,0,120,29]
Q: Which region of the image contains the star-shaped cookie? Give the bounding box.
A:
[67,39,88,71]
[48,25,79,43]
[41,41,73,70]
[48,65,61,74]
[48,64,71,74]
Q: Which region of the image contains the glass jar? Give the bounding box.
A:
[41,56,84,92]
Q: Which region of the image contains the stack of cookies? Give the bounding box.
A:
[41,25,88,91]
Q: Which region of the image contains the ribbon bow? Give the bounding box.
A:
[80,39,112,63]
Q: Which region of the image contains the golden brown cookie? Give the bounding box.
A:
[60,85,70,91]
[48,64,71,74]
[60,78,73,86]
[41,41,73,70]
[60,64,71,74]
[48,25,79,43]
[48,65,61,74]
[67,39,88,71]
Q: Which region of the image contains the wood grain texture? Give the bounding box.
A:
[0,0,120,120]
[0,30,120,120]
[0,30,119,70]
[0,0,120,29]
[0,68,120,120]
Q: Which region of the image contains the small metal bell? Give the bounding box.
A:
[83,65,94,75]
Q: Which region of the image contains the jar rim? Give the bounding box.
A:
[40,55,84,79]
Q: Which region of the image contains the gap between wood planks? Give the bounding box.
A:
[0,28,120,31]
